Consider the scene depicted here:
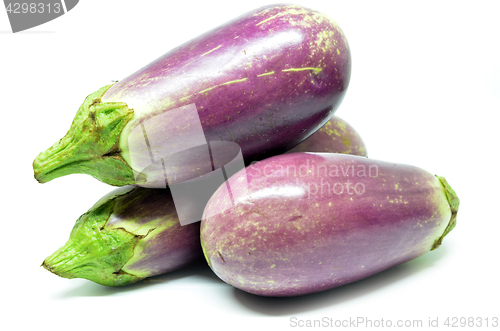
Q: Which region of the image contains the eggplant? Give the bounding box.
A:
[200,153,458,297]
[33,4,351,188]
[286,116,367,156]
[42,187,202,286]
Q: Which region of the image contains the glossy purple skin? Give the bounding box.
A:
[102,4,351,186]
[103,187,202,277]
[200,153,452,297]
[286,116,367,156]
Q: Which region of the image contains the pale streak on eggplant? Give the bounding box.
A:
[282,67,323,74]
[179,77,249,102]
[256,71,275,77]
[201,44,223,57]
[255,12,284,26]
[255,5,338,31]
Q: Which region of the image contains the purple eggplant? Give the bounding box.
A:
[43,187,202,286]
[286,116,367,156]
[33,4,351,188]
[200,153,458,297]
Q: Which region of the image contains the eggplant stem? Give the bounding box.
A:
[32,84,136,186]
[431,176,459,250]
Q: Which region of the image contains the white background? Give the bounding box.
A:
[1,1,499,330]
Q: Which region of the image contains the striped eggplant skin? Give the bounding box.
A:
[33,4,351,188]
[42,186,202,286]
[286,116,367,156]
[200,153,458,297]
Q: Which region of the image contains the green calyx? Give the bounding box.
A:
[33,84,136,186]
[431,176,460,250]
[42,196,144,286]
